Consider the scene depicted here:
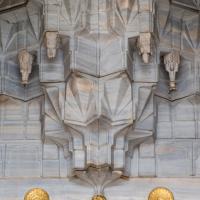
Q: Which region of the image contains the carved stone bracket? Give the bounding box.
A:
[18,49,33,85]
[137,32,152,64]
[45,31,59,59]
[164,51,180,92]
[74,166,122,196]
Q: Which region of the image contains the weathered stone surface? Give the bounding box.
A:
[156,95,200,139]
[0,96,42,140]
[0,0,200,199]
[156,140,193,177]
[5,142,42,177]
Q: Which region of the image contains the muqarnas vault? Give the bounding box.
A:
[44,0,155,195]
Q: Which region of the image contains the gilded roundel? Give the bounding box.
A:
[148,187,174,200]
[24,188,50,200]
[92,195,107,200]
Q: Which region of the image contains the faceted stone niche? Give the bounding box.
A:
[172,0,200,11]
[0,0,28,12]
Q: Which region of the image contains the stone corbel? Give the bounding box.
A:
[45,31,59,59]
[18,49,33,85]
[75,166,122,198]
[137,32,152,64]
[164,51,180,92]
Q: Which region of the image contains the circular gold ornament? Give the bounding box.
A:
[92,195,107,200]
[148,187,174,200]
[24,188,50,200]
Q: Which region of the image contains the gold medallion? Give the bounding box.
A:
[148,187,174,200]
[92,195,107,200]
[24,188,50,200]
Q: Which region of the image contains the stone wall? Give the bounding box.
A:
[0,0,200,199]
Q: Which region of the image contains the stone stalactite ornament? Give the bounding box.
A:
[164,51,180,92]
[18,49,33,85]
[148,187,174,200]
[137,32,152,64]
[45,31,59,59]
[24,188,50,200]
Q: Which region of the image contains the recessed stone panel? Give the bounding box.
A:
[0,97,42,140]
[174,121,196,139]
[5,143,42,177]
[139,158,155,177]
[139,138,155,158]
[156,140,193,177]
[193,141,200,176]
[43,160,60,177]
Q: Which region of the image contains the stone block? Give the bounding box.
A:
[193,141,200,176]
[43,160,60,177]
[59,149,69,177]
[43,144,59,160]
[139,138,155,158]
[133,62,158,82]
[5,143,42,177]
[73,33,132,77]
[26,122,41,140]
[156,140,193,177]
[139,157,155,177]
[156,98,171,122]
[0,97,42,140]
[174,121,195,139]
[0,145,4,177]
[45,4,60,29]
[113,149,125,169]
[198,121,200,138]
[157,122,172,139]
[130,148,139,177]
[73,150,85,169]
[139,12,153,32]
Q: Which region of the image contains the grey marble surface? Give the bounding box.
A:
[0,0,200,198]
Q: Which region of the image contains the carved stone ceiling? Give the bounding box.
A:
[0,0,28,12]
[172,0,200,10]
